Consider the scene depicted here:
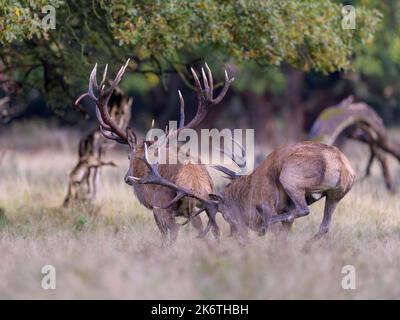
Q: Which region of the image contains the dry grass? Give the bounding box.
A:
[0,121,400,299]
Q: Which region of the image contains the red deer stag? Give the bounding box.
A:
[77,59,234,243]
[130,141,356,243]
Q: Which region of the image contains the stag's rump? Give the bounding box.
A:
[275,142,356,196]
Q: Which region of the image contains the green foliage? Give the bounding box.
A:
[348,0,400,111]
[0,0,63,43]
[120,73,157,95]
[104,0,380,72]
[0,0,381,112]
[233,63,286,95]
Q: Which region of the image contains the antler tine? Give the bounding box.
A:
[178,90,185,129]
[88,63,99,101]
[217,147,243,169]
[231,137,247,168]
[190,67,203,93]
[75,92,89,106]
[95,107,112,131]
[204,62,214,94]
[100,128,127,144]
[201,67,210,98]
[212,69,234,104]
[212,165,240,180]
[217,137,246,169]
[95,59,131,142]
[106,59,130,102]
[99,64,108,89]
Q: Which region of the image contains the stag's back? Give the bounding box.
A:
[222,142,355,209]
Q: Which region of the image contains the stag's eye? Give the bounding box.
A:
[128,155,131,161]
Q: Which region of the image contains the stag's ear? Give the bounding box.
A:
[126,127,137,147]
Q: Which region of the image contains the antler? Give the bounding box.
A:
[125,142,220,238]
[212,138,247,180]
[170,63,234,137]
[217,137,247,169]
[76,59,132,144]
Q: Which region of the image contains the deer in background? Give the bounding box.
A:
[78,59,234,243]
[131,140,356,244]
[63,86,132,207]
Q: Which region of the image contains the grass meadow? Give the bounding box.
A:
[0,121,400,299]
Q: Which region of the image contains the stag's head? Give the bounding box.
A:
[77,59,234,189]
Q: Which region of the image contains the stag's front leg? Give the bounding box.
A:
[153,208,180,245]
[256,204,275,236]
[185,198,204,237]
[197,207,220,241]
[190,215,204,237]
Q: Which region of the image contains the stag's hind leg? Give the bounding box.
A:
[311,196,339,241]
[270,190,310,224]
[302,196,340,252]
[277,194,321,229]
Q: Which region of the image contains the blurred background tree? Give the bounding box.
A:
[0,0,385,147]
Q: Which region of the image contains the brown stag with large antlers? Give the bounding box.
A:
[131,140,356,244]
[77,59,234,243]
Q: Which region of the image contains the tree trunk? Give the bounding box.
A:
[242,91,278,148]
[285,68,304,141]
